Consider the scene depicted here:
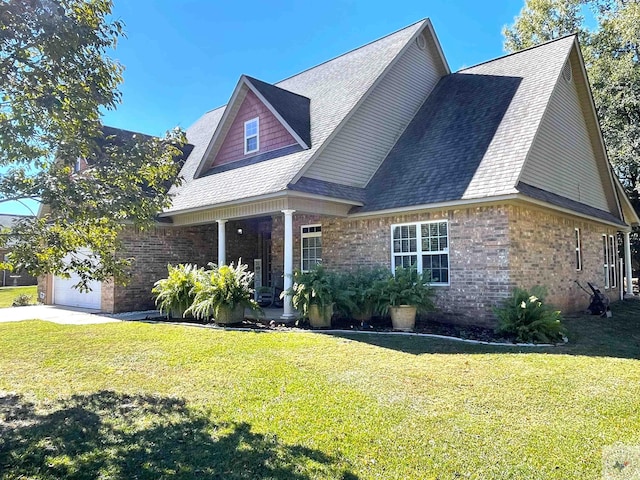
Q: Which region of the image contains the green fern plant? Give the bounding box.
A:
[494,286,566,343]
[186,261,261,322]
[373,267,435,315]
[152,264,202,320]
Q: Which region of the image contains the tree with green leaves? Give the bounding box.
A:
[504,0,640,271]
[0,0,185,289]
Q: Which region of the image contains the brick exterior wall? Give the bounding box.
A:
[269,204,621,326]
[40,203,622,325]
[108,219,267,313]
[109,225,217,313]
[509,205,620,312]
[214,90,297,167]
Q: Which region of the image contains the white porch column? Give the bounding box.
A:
[281,209,297,320]
[217,219,227,266]
[624,231,634,297]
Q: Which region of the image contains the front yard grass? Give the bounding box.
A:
[0,300,639,479]
[0,285,37,308]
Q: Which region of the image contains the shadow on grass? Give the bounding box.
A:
[327,300,640,360]
[0,391,357,480]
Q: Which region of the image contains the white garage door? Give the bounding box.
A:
[53,250,102,309]
[53,274,102,309]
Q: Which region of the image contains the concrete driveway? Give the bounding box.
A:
[0,305,121,325]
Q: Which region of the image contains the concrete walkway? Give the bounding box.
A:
[0,305,122,325]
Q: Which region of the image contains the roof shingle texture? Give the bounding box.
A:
[166,20,426,214]
[354,36,576,213]
[245,76,311,148]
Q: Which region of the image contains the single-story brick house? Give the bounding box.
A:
[39,19,639,325]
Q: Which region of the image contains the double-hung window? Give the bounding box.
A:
[391,220,449,285]
[301,225,322,271]
[244,117,259,154]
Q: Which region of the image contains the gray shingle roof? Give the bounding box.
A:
[0,214,30,228]
[165,19,427,214]
[245,76,311,148]
[517,182,625,225]
[289,177,365,203]
[354,35,576,213]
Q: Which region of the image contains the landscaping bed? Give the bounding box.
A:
[150,314,517,344]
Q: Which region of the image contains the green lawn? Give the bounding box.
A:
[0,285,37,308]
[1,302,639,479]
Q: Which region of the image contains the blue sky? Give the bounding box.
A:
[2,0,527,215]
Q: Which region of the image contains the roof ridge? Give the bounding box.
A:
[199,19,428,117]
[275,18,428,86]
[457,33,577,73]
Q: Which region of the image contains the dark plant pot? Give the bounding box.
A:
[352,305,373,323]
[389,305,417,331]
[215,304,245,325]
[309,303,333,328]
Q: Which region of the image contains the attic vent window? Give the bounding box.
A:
[244,117,259,154]
[562,60,572,82]
[416,34,426,50]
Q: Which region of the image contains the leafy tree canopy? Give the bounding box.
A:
[504,0,640,268]
[0,0,185,288]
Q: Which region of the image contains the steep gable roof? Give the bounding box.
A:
[165,19,436,215]
[354,35,622,220]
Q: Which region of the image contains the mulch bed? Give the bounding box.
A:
[154,314,512,343]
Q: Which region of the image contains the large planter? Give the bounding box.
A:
[389,305,417,331]
[308,303,334,328]
[215,304,245,325]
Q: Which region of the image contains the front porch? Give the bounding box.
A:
[164,192,358,321]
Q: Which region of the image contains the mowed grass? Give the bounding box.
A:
[0,286,36,308]
[1,302,639,479]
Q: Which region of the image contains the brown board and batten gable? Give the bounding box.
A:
[195,75,310,175]
[212,89,297,168]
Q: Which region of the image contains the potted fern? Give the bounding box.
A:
[286,266,336,328]
[186,261,262,324]
[152,263,202,320]
[343,267,392,324]
[374,267,435,331]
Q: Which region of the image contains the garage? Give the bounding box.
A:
[53,274,102,309]
[52,250,102,309]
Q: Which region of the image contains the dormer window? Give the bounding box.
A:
[244,117,259,154]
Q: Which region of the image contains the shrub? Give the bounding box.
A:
[186,261,261,322]
[494,286,566,343]
[337,267,392,321]
[12,294,33,307]
[152,264,202,320]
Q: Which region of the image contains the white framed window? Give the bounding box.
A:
[301,224,322,272]
[244,117,259,154]
[603,235,610,289]
[609,234,617,289]
[391,220,449,285]
[575,228,582,271]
